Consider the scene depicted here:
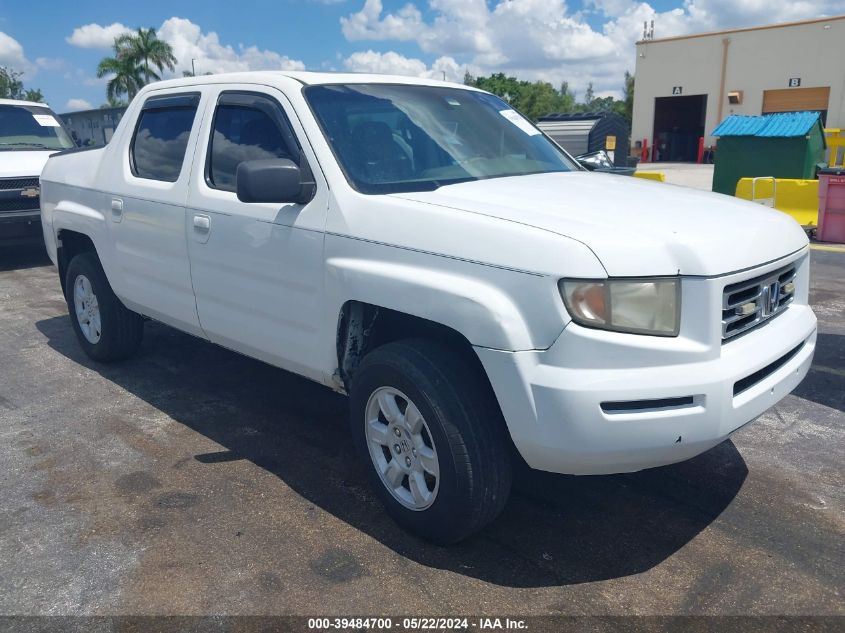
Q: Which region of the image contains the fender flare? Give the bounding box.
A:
[325,256,557,352]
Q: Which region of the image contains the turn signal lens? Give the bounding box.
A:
[559,278,681,337]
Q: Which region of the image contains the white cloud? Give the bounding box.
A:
[157,17,306,76]
[341,0,425,41]
[585,0,638,18]
[655,0,845,31]
[344,50,428,75]
[65,17,307,81]
[0,31,33,74]
[343,50,462,81]
[66,23,132,49]
[340,0,845,96]
[65,98,93,111]
[36,57,67,71]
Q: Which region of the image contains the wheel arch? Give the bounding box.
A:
[335,301,507,429]
[55,229,98,295]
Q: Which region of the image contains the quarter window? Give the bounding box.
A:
[131,95,199,182]
[208,98,297,192]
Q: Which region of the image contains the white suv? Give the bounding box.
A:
[40,72,816,542]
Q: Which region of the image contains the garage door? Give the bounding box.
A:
[762,87,830,114]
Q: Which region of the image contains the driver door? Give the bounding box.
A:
[185,87,328,382]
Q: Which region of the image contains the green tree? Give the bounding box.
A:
[583,82,595,108]
[0,67,24,99]
[97,27,177,103]
[23,88,43,102]
[0,67,44,102]
[519,81,568,120]
[469,72,577,120]
[100,95,128,109]
[114,27,176,85]
[472,73,521,102]
[623,71,634,123]
[468,71,634,122]
[96,50,144,102]
[569,75,632,120]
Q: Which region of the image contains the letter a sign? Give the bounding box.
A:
[672,86,683,95]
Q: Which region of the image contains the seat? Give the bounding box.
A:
[350,121,412,182]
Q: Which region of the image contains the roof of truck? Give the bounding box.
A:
[147,71,474,91]
[0,98,52,108]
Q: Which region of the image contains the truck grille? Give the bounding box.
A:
[722,265,796,341]
[0,198,40,212]
[0,176,40,214]
[0,177,39,190]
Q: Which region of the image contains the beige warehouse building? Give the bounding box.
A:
[631,15,845,162]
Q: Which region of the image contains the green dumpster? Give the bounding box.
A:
[711,112,826,195]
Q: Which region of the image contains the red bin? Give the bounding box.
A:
[817,168,845,243]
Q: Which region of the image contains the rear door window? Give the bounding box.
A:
[130,94,199,182]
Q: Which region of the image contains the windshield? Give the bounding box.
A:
[304,84,578,194]
[0,104,75,151]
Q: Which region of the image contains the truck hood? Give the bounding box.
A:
[392,171,808,277]
[0,150,56,178]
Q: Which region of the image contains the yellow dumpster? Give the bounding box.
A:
[735,177,818,227]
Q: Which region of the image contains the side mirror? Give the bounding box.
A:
[235,157,316,204]
[575,150,613,171]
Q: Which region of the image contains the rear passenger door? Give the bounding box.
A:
[186,88,328,382]
[107,91,206,336]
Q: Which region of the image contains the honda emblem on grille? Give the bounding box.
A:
[761,281,780,316]
[20,187,39,198]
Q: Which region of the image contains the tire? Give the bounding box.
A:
[64,251,143,362]
[349,339,512,543]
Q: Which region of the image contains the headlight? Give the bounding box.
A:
[558,278,681,337]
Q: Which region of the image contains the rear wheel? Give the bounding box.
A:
[65,252,143,362]
[350,339,512,543]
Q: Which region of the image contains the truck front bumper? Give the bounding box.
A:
[476,277,816,475]
[0,209,43,245]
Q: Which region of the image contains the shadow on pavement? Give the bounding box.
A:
[0,243,50,272]
[792,332,844,413]
[36,315,747,588]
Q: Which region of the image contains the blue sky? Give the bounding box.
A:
[0,0,841,112]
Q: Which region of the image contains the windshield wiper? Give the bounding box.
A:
[0,142,52,149]
[428,176,477,190]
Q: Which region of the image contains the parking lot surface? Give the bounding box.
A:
[636,163,715,190]
[0,245,842,616]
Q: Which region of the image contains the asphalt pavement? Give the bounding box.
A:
[0,244,842,618]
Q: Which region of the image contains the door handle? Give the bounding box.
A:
[193,215,210,231]
[110,198,123,223]
[192,214,211,244]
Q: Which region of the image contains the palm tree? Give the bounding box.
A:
[96,50,144,101]
[115,28,176,85]
[101,95,127,109]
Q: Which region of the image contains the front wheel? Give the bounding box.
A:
[350,339,512,543]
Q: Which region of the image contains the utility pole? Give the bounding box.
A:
[191,58,196,76]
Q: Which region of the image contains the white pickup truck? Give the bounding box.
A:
[40,72,816,543]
